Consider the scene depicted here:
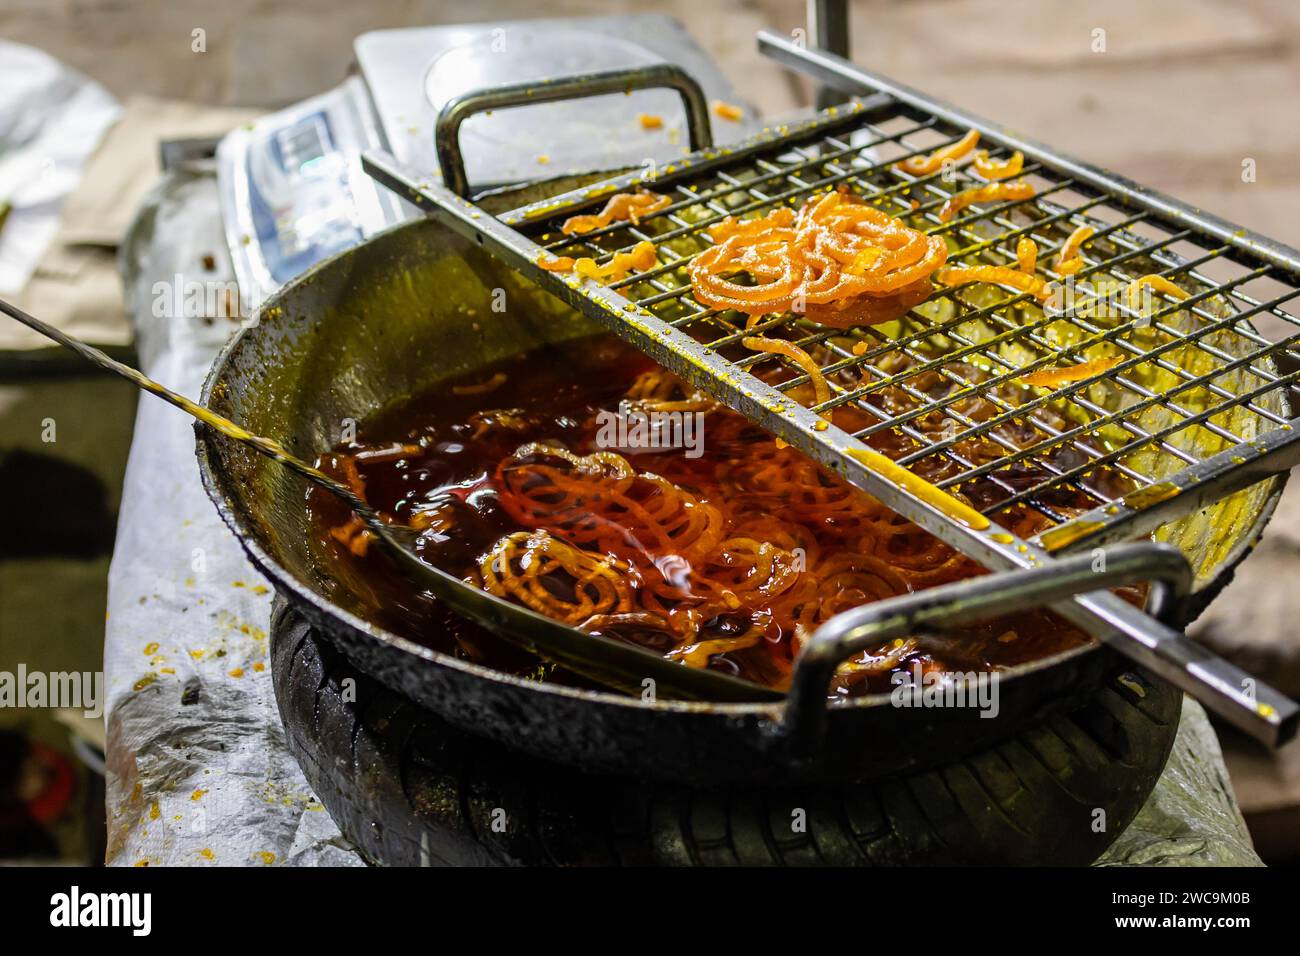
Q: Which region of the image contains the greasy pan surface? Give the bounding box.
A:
[197,210,1282,786]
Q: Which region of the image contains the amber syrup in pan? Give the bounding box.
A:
[308,334,1092,697]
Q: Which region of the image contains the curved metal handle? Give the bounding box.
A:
[434,63,713,197]
[779,542,1197,753]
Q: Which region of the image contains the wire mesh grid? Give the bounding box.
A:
[516,101,1300,542]
[356,77,1300,744]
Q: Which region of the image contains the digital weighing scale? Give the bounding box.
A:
[216,14,760,308]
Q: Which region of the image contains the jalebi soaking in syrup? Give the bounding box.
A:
[308,334,1112,699]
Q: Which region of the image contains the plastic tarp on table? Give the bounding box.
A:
[103,166,362,867]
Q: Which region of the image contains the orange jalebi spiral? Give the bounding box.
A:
[477,530,636,623]
[688,191,947,322]
[717,439,881,532]
[798,277,935,329]
[495,444,726,566]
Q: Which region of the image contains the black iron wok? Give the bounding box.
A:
[196,183,1284,786]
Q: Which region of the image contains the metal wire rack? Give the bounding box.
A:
[361,47,1300,741]
[512,110,1298,552]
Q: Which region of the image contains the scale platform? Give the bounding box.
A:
[217,14,759,309]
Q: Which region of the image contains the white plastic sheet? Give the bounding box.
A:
[0,41,120,293]
[104,166,362,866]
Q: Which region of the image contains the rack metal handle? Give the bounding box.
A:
[433,62,713,197]
[779,542,1293,751]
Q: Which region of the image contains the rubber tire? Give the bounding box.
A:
[271,602,1181,866]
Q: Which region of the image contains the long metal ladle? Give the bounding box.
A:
[0,296,791,701]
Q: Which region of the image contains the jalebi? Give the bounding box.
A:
[972,149,1024,180]
[1016,237,1038,274]
[1056,224,1094,271]
[1021,357,1121,388]
[894,129,980,176]
[938,179,1036,222]
[688,190,946,323]
[561,190,671,235]
[937,264,1052,302]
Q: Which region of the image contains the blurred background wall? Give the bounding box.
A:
[4,0,1297,247]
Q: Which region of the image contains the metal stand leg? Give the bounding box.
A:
[808,0,850,109]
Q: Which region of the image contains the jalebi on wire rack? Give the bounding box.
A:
[688,188,948,327]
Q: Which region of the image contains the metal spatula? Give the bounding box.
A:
[0,296,786,702]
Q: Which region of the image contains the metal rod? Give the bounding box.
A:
[807,0,850,110]
[1037,421,1300,553]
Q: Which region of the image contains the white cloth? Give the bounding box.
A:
[0,41,120,293]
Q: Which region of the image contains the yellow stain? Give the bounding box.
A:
[846,448,990,530]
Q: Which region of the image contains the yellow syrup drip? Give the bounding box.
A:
[846,447,990,530]
[1122,481,1180,511]
[1039,519,1107,552]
